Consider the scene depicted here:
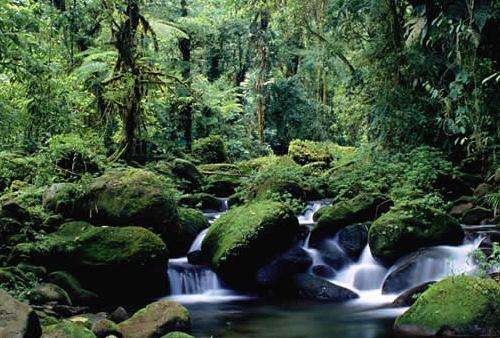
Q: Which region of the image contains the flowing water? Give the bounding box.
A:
[165,200,482,337]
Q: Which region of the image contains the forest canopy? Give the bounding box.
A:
[1,0,498,163]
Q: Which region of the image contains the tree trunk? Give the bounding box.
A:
[179,0,193,151]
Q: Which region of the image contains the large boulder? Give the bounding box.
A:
[192,135,229,164]
[170,159,203,192]
[311,194,390,244]
[256,247,312,289]
[83,168,179,239]
[201,199,300,288]
[118,300,191,338]
[0,289,42,338]
[28,283,72,306]
[42,183,82,218]
[280,273,358,302]
[168,208,209,258]
[47,271,99,306]
[394,276,500,336]
[336,223,370,259]
[12,222,168,303]
[203,176,240,198]
[369,204,464,264]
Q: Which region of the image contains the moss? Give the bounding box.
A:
[171,158,204,192]
[395,276,500,336]
[118,300,191,337]
[192,135,229,164]
[311,193,389,242]
[288,140,355,165]
[169,208,209,257]
[369,203,464,263]
[48,271,98,304]
[204,175,241,197]
[162,332,194,338]
[12,222,169,302]
[43,321,97,338]
[41,183,82,217]
[85,168,179,239]
[201,199,299,287]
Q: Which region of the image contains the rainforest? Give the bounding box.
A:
[0,0,499,337]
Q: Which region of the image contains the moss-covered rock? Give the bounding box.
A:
[288,140,355,165]
[368,204,464,263]
[83,168,180,240]
[178,193,221,211]
[201,199,300,288]
[13,222,169,303]
[203,176,241,197]
[192,135,229,164]
[91,319,122,338]
[47,271,99,305]
[311,194,390,244]
[42,321,96,338]
[170,158,204,192]
[28,283,72,306]
[118,300,191,338]
[461,206,494,225]
[42,183,82,218]
[168,208,209,258]
[394,276,500,336]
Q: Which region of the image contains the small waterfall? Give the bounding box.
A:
[298,201,482,306]
[189,228,209,253]
[166,198,249,303]
[168,258,221,294]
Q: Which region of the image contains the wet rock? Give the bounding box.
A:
[314,240,350,270]
[392,282,435,307]
[118,300,191,338]
[382,251,424,294]
[110,307,129,324]
[0,289,42,338]
[29,283,72,306]
[461,207,494,225]
[186,250,206,265]
[161,332,194,338]
[281,273,358,302]
[312,265,336,279]
[256,247,312,288]
[69,312,108,329]
[92,319,122,338]
[337,223,370,259]
[169,208,209,258]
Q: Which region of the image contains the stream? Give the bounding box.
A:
[164,200,481,338]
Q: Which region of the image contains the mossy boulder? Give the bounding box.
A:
[192,135,229,164]
[288,140,355,166]
[28,283,72,306]
[369,204,464,263]
[47,271,99,305]
[91,319,122,338]
[42,183,82,218]
[42,321,96,338]
[201,199,300,288]
[168,208,209,258]
[13,222,169,303]
[461,206,494,225]
[394,276,500,336]
[170,158,204,192]
[311,194,390,244]
[118,300,191,338]
[83,168,180,240]
[204,176,241,198]
[178,193,221,211]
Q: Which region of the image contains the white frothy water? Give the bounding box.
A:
[166,199,249,303]
[298,201,482,307]
[189,228,209,253]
